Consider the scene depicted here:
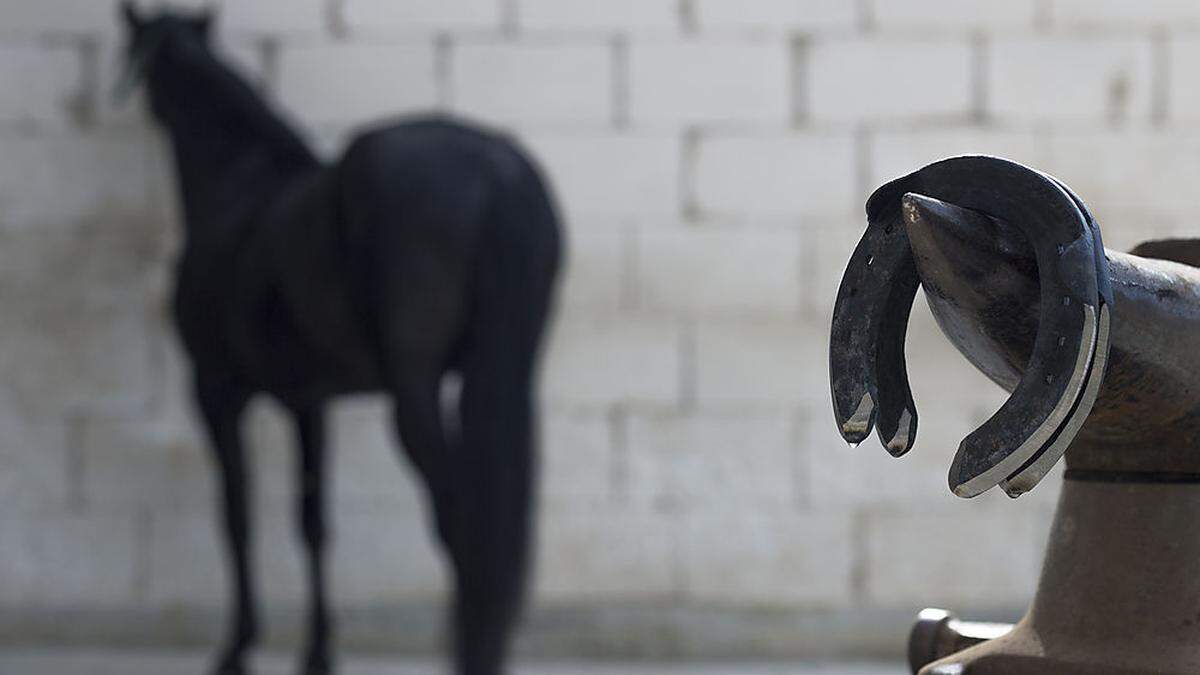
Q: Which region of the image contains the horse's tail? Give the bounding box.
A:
[450,146,562,672]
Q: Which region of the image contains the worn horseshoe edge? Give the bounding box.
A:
[998,175,1112,497]
[829,155,1112,498]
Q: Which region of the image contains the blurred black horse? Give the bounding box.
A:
[119,5,561,674]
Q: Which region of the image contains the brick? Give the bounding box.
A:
[803,217,869,319]
[809,38,971,123]
[557,230,625,311]
[332,508,449,603]
[541,317,681,408]
[540,413,615,510]
[869,129,1042,188]
[0,0,122,34]
[277,43,438,127]
[534,512,677,600]
[0,227,159,416]
[628,41,790,127]
[866,510,1042,606]
[1041,131,1200,239]
[694,320,824,408]
[329,396,427,511]
[871,0,1037,30]
[0,513,140,608]
[636,228,800,315]
[343,0,502,35]
[693,133,857,218]
[148,509,307,607]
[625,413,797,511]
[78,413,212,514]
[522,133,681,221]
[0,399,70,512]
[221,0,326,35]
[681,512,852,606]
[147,512,227,608]
[988,38,1153,124]
[0,134,153,229]
[1051,0,1200,28]
[0,44,81,128]
[519,0,679,32]
[452,41,612,127]
[695,0,857,33]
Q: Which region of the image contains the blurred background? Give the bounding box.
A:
[0,0,1194,671]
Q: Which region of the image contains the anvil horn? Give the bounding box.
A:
[829,156,1113,498]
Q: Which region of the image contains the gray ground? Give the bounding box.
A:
[0,650,903,675]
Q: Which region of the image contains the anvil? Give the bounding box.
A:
[830,156,1200,674]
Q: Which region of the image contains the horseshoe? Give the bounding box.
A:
[829,156,1112,498]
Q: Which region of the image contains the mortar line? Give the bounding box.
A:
[970,30,988,125]
[1151,27,1169,128]
[611,34,630,130]
[434,32,454,111]
[678,0,697,35]
[789,33,809,128]
[680,126,701,222]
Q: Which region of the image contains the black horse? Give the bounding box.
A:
[118,5,561,675]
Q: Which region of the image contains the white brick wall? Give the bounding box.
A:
[692,132,857,218]
[808,38,972,123]
[276,43,439,127]
[628,41,791,127]
[0,45,81,128]
[988,37,1154,124]
[452,41,613,127]
[635,228,800,314]
[518,0,679,34]
[3,0,1196,659]
[694,0,857,34]
[871,0,1038,31]
[342,0,503,36]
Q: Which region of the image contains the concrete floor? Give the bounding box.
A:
[0,649,904,675]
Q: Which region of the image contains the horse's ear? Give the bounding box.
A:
[192,10,214,40]
[120,1,144,30]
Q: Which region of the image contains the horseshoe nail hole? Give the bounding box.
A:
[1058,336,1066,347]
[885,223,896,235]
[865,255,874,266]
[1056,244,1065,255]
[1045,374,1055,385]
[1062,297,1071,306]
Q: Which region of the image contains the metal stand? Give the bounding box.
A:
[912,463,1200,674]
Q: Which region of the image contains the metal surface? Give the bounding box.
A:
[907,609,1011,674]
[830,156,1112,497]
[915,479,1200,675]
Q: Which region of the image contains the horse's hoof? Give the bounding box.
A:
[212,651,249,675]
[301,652,332,675]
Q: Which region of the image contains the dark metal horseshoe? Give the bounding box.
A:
[829,156,1113,498]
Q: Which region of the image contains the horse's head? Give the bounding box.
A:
[115,2,215,117]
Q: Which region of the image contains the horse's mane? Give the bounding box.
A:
[154,32,319,171]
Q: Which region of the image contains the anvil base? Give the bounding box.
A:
[914,475,1200,674]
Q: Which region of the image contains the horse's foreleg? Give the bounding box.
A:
[292,406,332,675]
[195,375,257,675]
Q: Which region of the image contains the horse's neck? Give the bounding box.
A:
[158,48,320,243]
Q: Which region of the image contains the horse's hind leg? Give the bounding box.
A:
[195,375,257,675]
[291,406,332,675]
